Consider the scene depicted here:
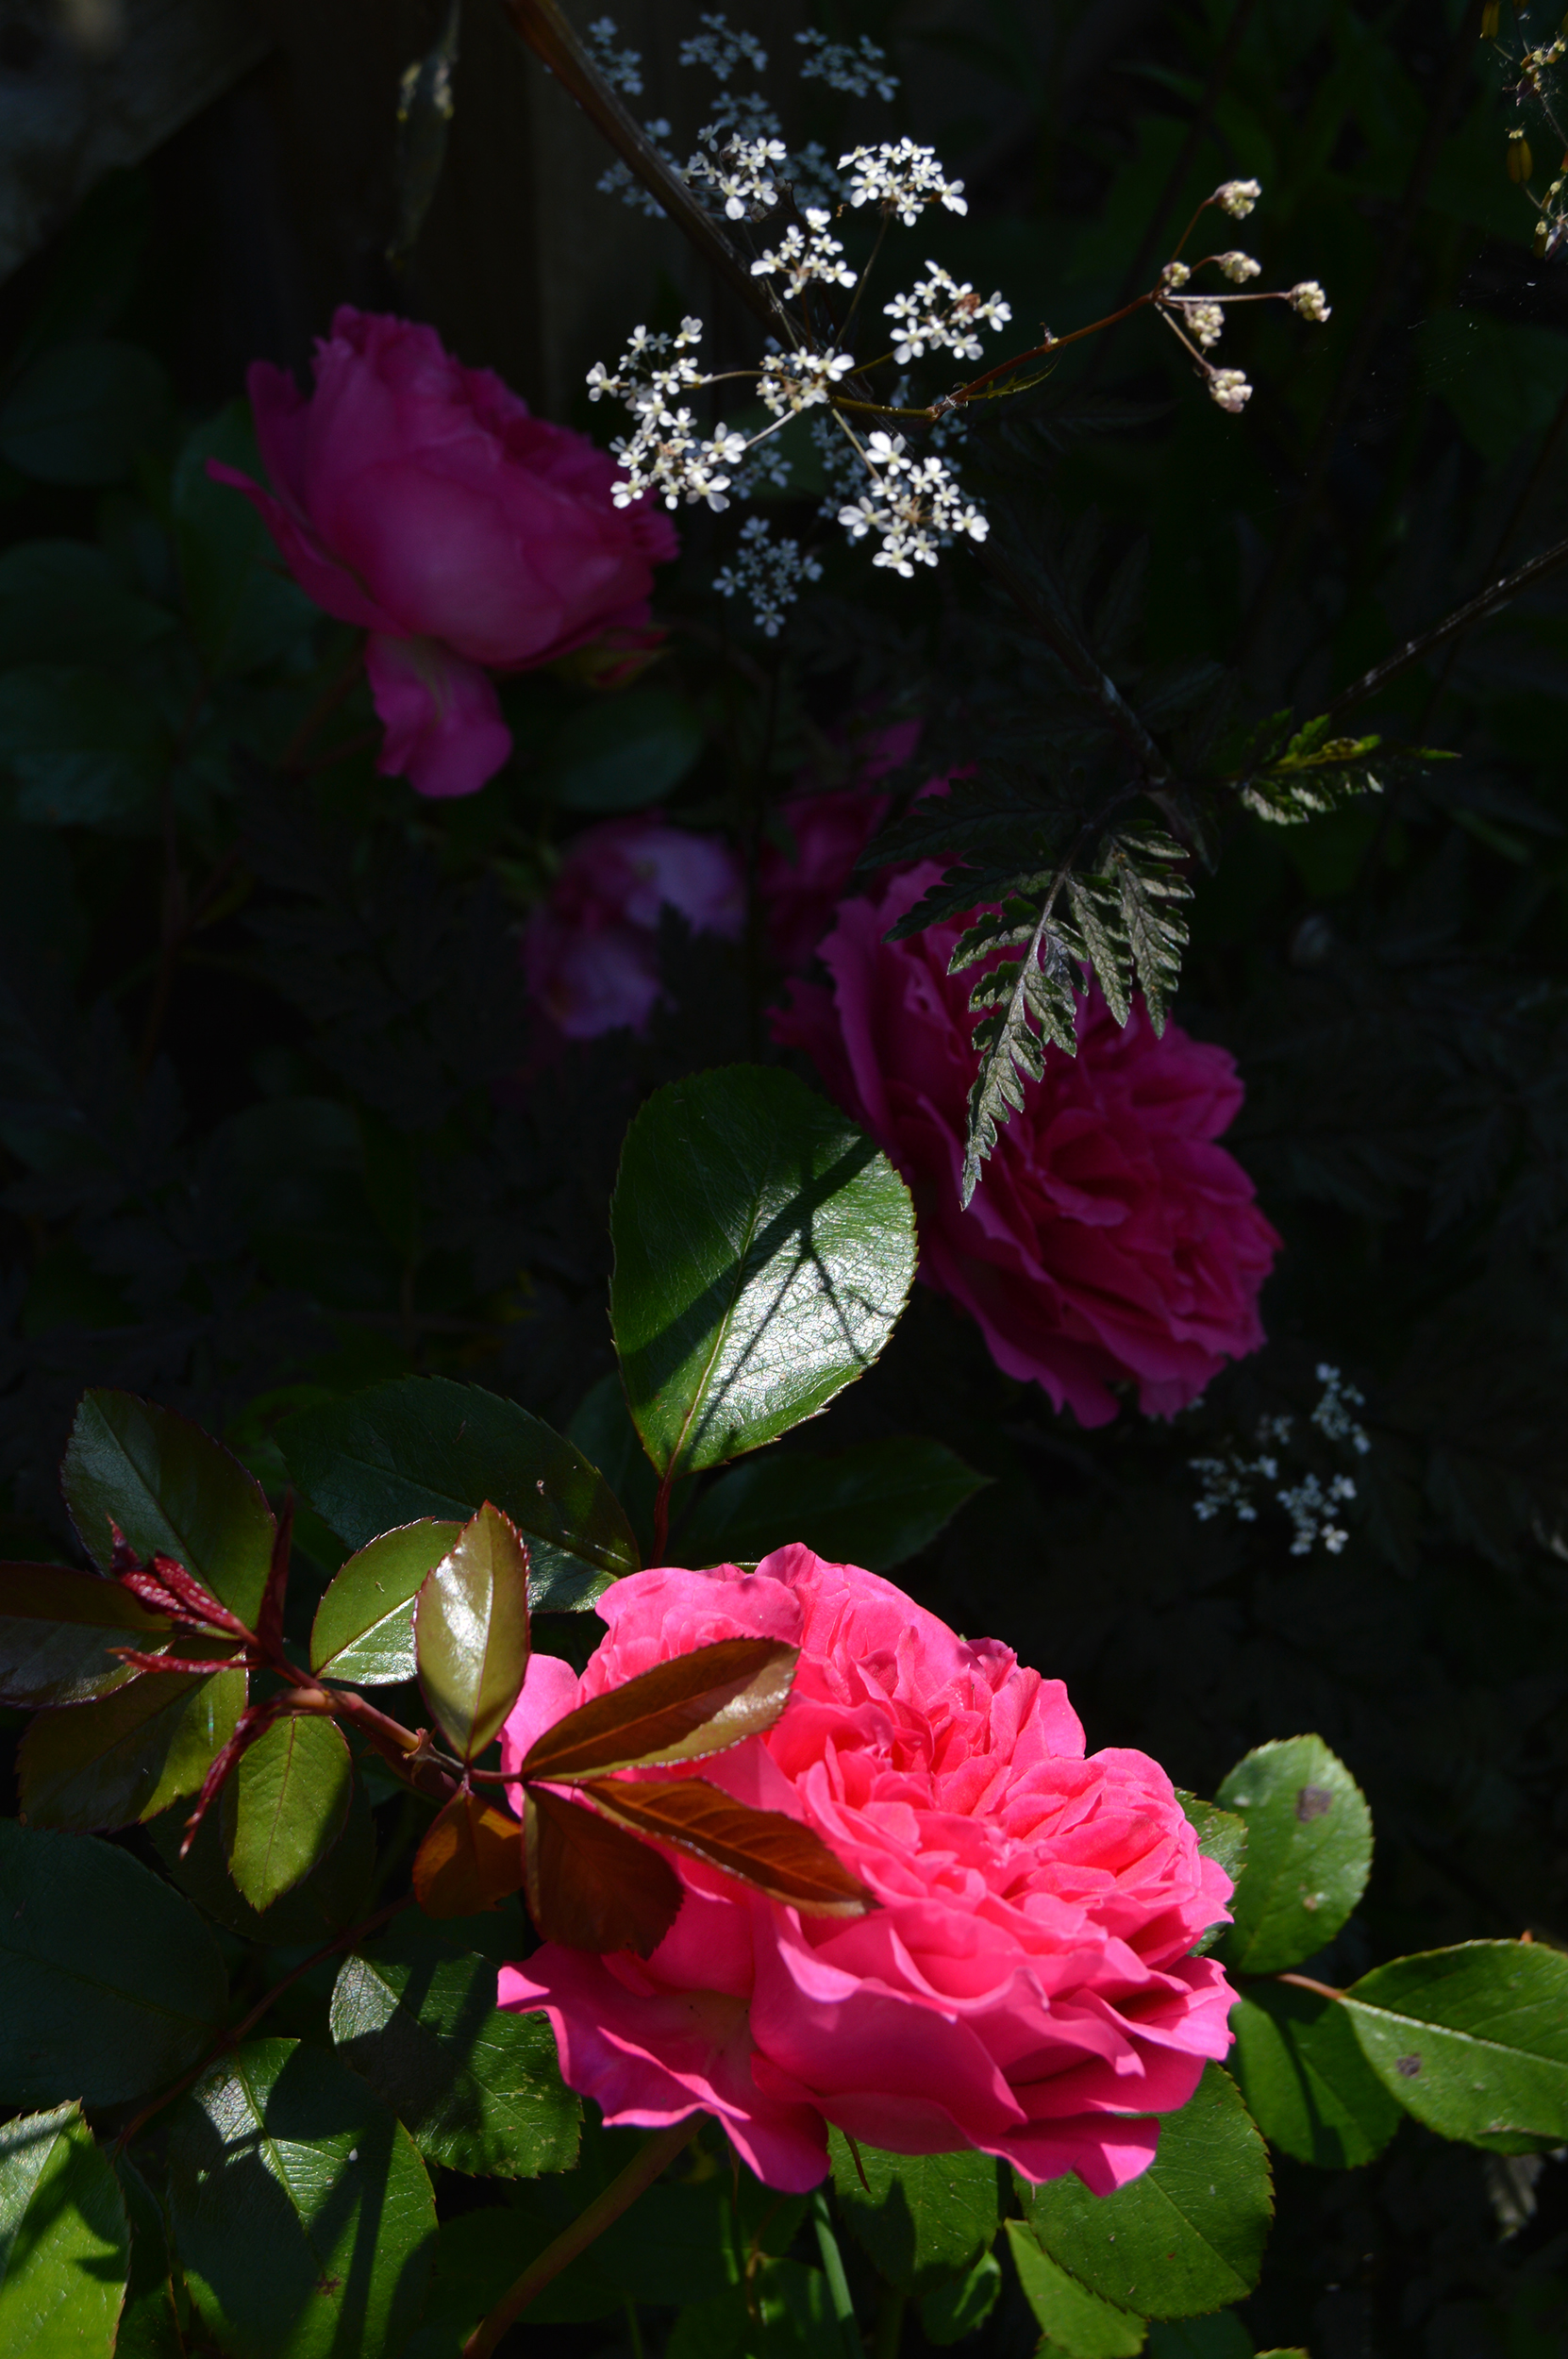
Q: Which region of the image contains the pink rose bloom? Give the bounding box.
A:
[758,718,931,971]
[209,309,677,799]
[772,863,1280,1425]
[523,816,743,1038]
[498,1547,1235,2195]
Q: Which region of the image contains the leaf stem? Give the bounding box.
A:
[1273,1970,1346,2001]
[811,2190,863,2359]
[461,2118,698,2359]
[874,2284,908,2359]
[1322,529,1568,720]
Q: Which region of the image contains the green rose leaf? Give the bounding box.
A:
[309,1519,461,1684]
[278,1375,637,1610]
[921,2249,1004,2347]
[150,1774,375,1948]
[0,664,168,828]
[17,1656,245,1832]
[539,688,705,811]
[0,2102,129,2359]
[0,1560,174,1707]
[0,341,168,484]
[1022,2065,1274,2318]
[827,2132,999,2293]
[679,1435,991,1570]
[1175,1792,1249,1960]
[114,2150,190,2359]
[414,1502,531,1760]
[329,1916,579,2178]
[610,1065,916,1481]
[174,405,318,678]
[1228,1982,1401,2167]
[1005,2222,1146,2356]
[1216,1736,1372,1974]
[63,1389,276,1626]
[1342,1939,1568,2146]
[0,1822,226,2108]
[1147,2315,1255,2357]
[166,2038,436,2359]
[226,1714,355,1909]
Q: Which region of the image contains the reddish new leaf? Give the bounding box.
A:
[519,1637,798,1783]
[581,1776,873,1916]
[255,1493,293,1659]
[180,1698,283,1855]
[414,1789,526,1917]
[524,1783,682,1956]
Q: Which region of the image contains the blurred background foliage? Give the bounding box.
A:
[1,1,1567,2353]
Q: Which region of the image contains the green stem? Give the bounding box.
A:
[462,2120,698,2359]
[874,2284,907,2359]
[810,2190,862,2359]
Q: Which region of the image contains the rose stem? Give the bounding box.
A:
[874,2284,908,2359]
[810,2190,863,2359]
[461,2119,698,2359]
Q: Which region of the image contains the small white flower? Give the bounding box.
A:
[1208,367,1252,411]
[1186,301,1226,348]
[1288,279,1331,321]
[839,138,967,226]
[1216,250,1261,282]
[1161,259,1192,290]
[795,27,898,102]
[1215,176,1262,218]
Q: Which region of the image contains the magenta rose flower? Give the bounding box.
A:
[210,309,678,799]
[498,1546,1236,2195]
[771,863,1280,1425]
[522,816,743,1038]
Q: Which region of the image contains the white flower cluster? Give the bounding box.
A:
[1179,300,1226,349]
[1209,367,1252,412]
[1192,1452,1278,1524]
[841,137,967,226]
[794,27,898,102]
[751,209,856,294]
[585,15,642,95]
[1278,1473,1359,1557]
[759,346,856,416]
[1289,279,1332,321]
[714,514,823,635]
[1216,250,1260,282]
[884,263,1011,363]
[677,11,766,80]
[587,321,745,512]
[1310,1364,1371,1454]
[688,132,788,220]
[1216,176,1262,217]
[838,429,989,576]
[597,124,675,220]
[1190,1370,1369,1553]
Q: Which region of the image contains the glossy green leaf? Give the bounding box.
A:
[1228,1983,1401,2167]
[415,1502,531,1759]
[679,1436,991,1570]
[0,2102,129,2359]
[1217,1736,1372,1974]
[63,1390,275,1626]
[1023,2066,1274,2318]
[610,1065,916,1480]
[1147,2315,1254,2358]
[17,1657,245,1832]
[1175,1792,1248,1959]
[309,1519,460,1683]
[0,664,167,827]
[329,1916,579,2177]
[1342,1940,1568,2145]
[921,2249,1003,2346]
[150,1774,375,1947]
[278,1376,638,1609]
[0,1822,226,2108]
[0,1560,172,1706]
[0,341,168,483]
[174,406,318,677]
[227,1715,354,1909]
[539,688,705,811]
[828,2132,999,2292]
[1005,2223,1146,2356]
[166,2038,436,2359]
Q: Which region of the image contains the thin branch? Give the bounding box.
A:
[1323,529,1568,720]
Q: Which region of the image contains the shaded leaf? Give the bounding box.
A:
[309,1519,461,1684]
[0,2102,129,2359]
[1343,1940,1568,2146]
[1005,2222,1146,2356]
[828,2133,1000,2293]
[18,1655,245,1832]
[609,1065,916,1479]
[519,1636,797,1782]
[581,1776,871,1916]
[174,406,317,678]
[524,1784,682,1956]
[413,1791,525,1918]
[415,1502,531,1760]
[1022,2066,1273,2318]
[0,664,167,827]
[1228,1983,1401,2169]
[1217,1737,1373,1975]
[166,2039,435,2359]
[539,689,705,812]
[921,2250,1003,2346]
[278,1376,637,1610]
[329,1915,579,2176]
[678,1437,991,1572]
[63,1391,275,1627]
[0,1822,226,2108]
[153,1775,375,1948]
[0,1561,172,1706]
[1146,2316,1254,2358]
[227,1714,354,1910]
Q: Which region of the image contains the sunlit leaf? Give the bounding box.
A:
[415,1502,531,1760]
[1005,2222,1146,2356]
[581,1776,871,1916]
[524,1785,682,1956]
[0,2102,129,2359]
[1342,1939,1568,2146]
[1217,1737,1372,1975]
[309,1520,461,1684]
[519,1636,796,1782]
[226,1714,354,1910]
[1228,1983,1401,2168]
[828,2133,1000,2293]
[63,1390,275,1626]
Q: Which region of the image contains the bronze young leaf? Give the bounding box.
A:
[414,1789,526,1916]
[581,1777,873,1916]
[524,1783,682,1957]
[518,1636,797,1782]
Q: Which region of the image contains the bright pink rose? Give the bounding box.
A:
[209,309,677,798]
[498,1548,1234,2195]
[523,816,743,1038]
[772,863,1279,1425]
